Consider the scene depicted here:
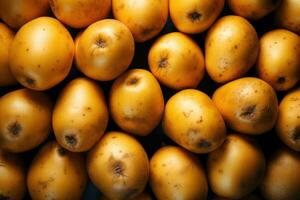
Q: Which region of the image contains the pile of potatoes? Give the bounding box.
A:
[1,0,300,200]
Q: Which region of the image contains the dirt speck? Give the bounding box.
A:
[197,139,212,148]
[7,121,21,137]
[187,11,202,22]
[126,76,139,85]
[25,77,35,86]
[64,134,77,147]
[240,105,256,120]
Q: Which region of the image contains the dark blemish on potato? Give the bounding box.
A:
[218,169,223,174]
[126,76,139,85]
[277,77,286,84]
[297,116,300,119]
[95,38,106,48]
[240,105,256,120]
[0,194,9,200]
[124,188,139,199]
[196,116,203,123]
[112,160,126,177]
[112,136,117,139]
[86,107,92,111]
[64,134,77,147]
[187,11,202,22]
[158,57,168,68]
[26,48,29,52]
[38,177,54,189]
[25,77,35,86]
[291,127,300,142]
[82,113,86,117]
[57,147,67,156]
[218,74,223,78]
[7,121,21,137]
[141,28,154,36]
[183,110,193,118]
[37,64,41,68]
[234,45,238,49]
[197,139,212,148]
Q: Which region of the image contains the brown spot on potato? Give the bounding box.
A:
[95,38,106,48]
[25,77,35,86]
[187,11,202,22]
[218,169,223,174]
[26,48,29,52]
[141,28,154,36]
[126,77,139,85]
[0,194,9,200]
[38,177,54,189]
[277,77,286,84]
[112,160,126,177]
[57,147,67,156]
[64,134,78,147]
[234,45,238,49]
[197,139,212,148]
[158,57,168,68]
[291,127,300,142]
[240,105,256,120]
[7,121,21,137]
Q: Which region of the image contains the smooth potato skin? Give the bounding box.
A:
[170,0,224,34]
[109,69,164,136]
[0,89,52,153]
[0,149,26,200]
[257,29,300,91]
[49,0,111,28]
[10,17,74,91]
[112,0,168,42]
[212,77,278,135]
[27,141,87,200]
[75,19,135,81]
[87,132,149,200]
[150,146,208,200]
[208,134,266,199]
[149,32,205,90]
[205,15,259,83]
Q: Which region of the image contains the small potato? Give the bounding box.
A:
[212,77,278,135]
[75,19,135,81]
[257,29,300,91]
[27,141,87,200]
[148,32,205,90]
[49,0,111,28]
[0,89,52,152]
[150,146,208,200]
[163,89,226,153]
[205,15,259,83]
[169,0,224,34]
[208,134,266,199]
[87,132,149,200]
[109,69,164,136]
[0,149,26,200]
[112,0,168,42]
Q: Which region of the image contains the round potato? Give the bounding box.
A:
[0,89,52,153]
[49,0,111,28]
[53,78,108,152]
[112,0,168,42]
[170,0,224,34]
[205,15,259,83]
[27,141,87,200]
[163,89,226,153]
[150,146,208,200]
[208,134,266,199]
[109,69,164,136]
[148,32,205,90]
[9,17,74,90]
[75,19,135,81]
[212,77,278,135]
[87,131,149,200]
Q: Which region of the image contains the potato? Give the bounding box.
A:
[112,0,168,42]
[150,146,208,200]
[9,17,74,91]
[99,192,152,200]
[227,0,280,20]
[49,0,111,28]
[163,89,226,153]
[87,131,149,200]
[169,0,224,34]
[0,23,16,86]
[276,88,300,151]
[27,141,87,200]
[212,77,278,135]
[148,32,205,90]
[208,134,266,199]
[75,19,134,81]
[257,29,300,91]
[260,147,300,200]
[109,69,164,136]
[0,0,49,29]
[0,149,26,200]
[205,15,259,83]
[0,89,52,152]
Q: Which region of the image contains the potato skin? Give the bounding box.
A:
[109,69,164,136]
[112,0,168,42]
[260,147,300,200]
[87,132,149,200]
[150,146,208,200]
[205,15,259,83]
[49,0,111,28]
[0,89,52,153]
[148,32,205,90]
[9,17,74,91]
[0,149,26,200]
[75,19,135,81]
[170,0,224,34]
[207,134,266,199]
[257,29,300,91]
[163,89,226,153]
[212,77,278,135]
[27,141,87,200]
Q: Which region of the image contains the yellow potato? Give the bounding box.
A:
[87,131,149,200]
[208,134,266,199]
[148,32,205,90]
[205,15,259,83]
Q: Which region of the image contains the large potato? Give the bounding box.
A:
[212,77,278,135]
[53,78,108,152]
[150,146,208,200]
[9,17,74,91]
[0,89,52,153]
[87,132,149,200]
[205,15,259,83]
